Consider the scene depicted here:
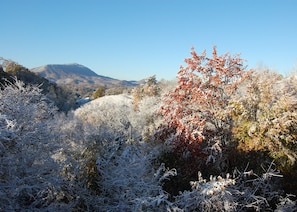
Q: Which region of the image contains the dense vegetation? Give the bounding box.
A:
[0,48,296,211]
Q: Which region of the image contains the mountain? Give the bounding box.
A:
[31,63,141,87]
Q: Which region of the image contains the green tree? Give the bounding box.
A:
[92,86,105,99]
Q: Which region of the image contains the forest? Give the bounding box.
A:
[0,47,297,211]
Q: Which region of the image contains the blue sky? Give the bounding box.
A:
[1,0,296,80]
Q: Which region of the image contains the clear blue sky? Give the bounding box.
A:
[1,0,296,80]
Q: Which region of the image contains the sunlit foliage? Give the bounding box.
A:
[231,70,297,172]
[156,46,251,162]
[132,75,160,111]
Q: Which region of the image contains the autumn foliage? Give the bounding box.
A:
[157,47,251,160]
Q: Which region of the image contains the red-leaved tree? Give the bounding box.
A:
[157,46,252,163]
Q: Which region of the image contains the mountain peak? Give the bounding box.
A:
[30,63,141,87]
[33,63,99,77]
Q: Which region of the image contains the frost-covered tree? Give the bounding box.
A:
[157,46,251,152]
[155,46,251,178]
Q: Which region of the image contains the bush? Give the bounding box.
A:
[158,46,250,152]
[155,46,251,179]
[231,70,297,173]
[132,75,160,111]
[172,162,293,211]
[0,79,68,210]
[92,86,105,99]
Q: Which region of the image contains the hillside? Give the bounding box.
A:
[76,94,132,114]
[31,63,141,87]
[0,62,76,112]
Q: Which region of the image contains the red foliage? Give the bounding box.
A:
[157,46,251,157]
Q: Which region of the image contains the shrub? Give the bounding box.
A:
[231,70,297,173]
[92,86,105,99]
[156,46,251,168]
[172,162,293,211]
[0,79,68,210]
[132,75,160,111]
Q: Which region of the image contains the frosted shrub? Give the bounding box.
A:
[52,94,172,210]
[131,75,160,111]
[231,70,297,172]
[53,129,176,211]
[75,94,135,141]
[154,47,252,196]
[0,79,56,133]
[75,93,164,143]
[171,163,295,211]
[134,95,163,142]
[92,142,176,211]
[0,79,68,210]
[173,173,237,211]
[156,46,252,167]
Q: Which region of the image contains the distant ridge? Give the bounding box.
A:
[32,63,98,77]
[31,63,141,87]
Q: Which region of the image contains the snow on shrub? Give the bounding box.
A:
[0,79,68,210]
[92,142,176,211]
[171,162,295,211]
[156,46,252,164]
[153,47,252,196]
[75,94,135,141]
[75,93,164,143]
[231,70,297,172]
[52,92,174,210]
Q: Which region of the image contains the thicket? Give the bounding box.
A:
[0,47,297,211]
